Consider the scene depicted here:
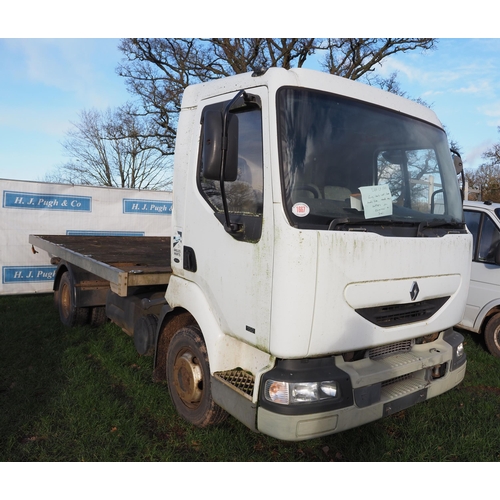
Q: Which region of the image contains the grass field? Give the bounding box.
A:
[1,293,500,462]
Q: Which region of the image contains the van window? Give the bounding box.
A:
[465,210,500,264]
[464,211,481,258]
[478,215,500,263]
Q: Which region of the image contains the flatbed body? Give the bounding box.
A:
[29,234,172,296]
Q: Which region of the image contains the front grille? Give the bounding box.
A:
[356,297,449,327]
[381,373,428,404]
[369,340,413,360]
[214,369,255,397]
[382,373,413,388]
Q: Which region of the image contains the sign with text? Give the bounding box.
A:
[359,185,393,219]
[3,191,92,211]
[123,198,173,215]
[3,266,56,284]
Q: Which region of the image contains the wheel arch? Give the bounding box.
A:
[476,302,500,333]
[153,306,197,382]
[53,261,71,293]
[53,261,89,295]
[157,276,228,373]
[154,276,274,392]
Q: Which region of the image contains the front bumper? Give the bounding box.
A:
[256,330,466,441]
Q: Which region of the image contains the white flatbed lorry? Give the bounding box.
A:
[30,67,470,441]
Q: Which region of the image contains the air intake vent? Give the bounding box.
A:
[356,297,449,327]
[369,340,413,360]
[214,369,255,397]
[382,373,413,387]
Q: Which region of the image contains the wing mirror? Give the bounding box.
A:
[382,150,407,165]
[452,153,463,175]
[202,109,239,182]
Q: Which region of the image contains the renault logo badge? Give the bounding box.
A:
[410,281,420,301]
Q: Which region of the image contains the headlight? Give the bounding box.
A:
[264,380,339,405]
[456,342,465,358]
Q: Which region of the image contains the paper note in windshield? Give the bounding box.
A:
[359,185,393,219]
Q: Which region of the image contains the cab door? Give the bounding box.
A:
[181,88,274,352]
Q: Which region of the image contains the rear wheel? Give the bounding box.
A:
[485,313,500,358]
[166,325,227,427]
[89,306,107,327]
[58,271,89,327]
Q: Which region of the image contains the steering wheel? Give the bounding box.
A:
[301,184,322,198]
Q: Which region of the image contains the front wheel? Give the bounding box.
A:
[485,314,500,358]
[166,325,227,427]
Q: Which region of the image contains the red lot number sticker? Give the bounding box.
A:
[292,202,310,217]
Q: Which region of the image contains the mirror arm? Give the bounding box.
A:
[220,90,247,233]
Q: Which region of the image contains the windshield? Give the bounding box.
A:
[278,87,464,234]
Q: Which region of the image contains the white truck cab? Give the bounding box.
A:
[460,200,500,357]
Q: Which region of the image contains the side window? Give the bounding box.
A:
[199,106,263,217]
[464,210,481,259]
[478,215,500,264]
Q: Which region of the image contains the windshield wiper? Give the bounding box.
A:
[327,216,403,231]
[328,217,364,230]
[416,220,465,237]
[328,216,465,235]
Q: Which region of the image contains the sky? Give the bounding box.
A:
[1,37,500,184]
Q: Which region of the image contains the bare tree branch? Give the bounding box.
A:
[47,107,172,190]
[465,128,500,202]
[322,38,436,79]
[117,38,436,153]
[58,38,437,189]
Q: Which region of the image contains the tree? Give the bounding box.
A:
[117,38,436,156]
[321,38,435,80]
[372,71,431,107]
[48,106,172,190]
[481,127,500,169]
[465,164,500,202]
[464,128,500,201]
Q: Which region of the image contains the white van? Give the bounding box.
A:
[460,200,500,357]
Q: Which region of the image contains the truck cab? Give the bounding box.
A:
[163,67,470,440]
[460,200,500,357]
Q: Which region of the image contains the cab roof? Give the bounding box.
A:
[181,67,443,128]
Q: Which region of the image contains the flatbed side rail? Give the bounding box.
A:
[29,235,172,297]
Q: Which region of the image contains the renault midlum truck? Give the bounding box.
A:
[30,67,470,440]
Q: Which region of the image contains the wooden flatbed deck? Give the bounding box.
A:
[29,235,172,296]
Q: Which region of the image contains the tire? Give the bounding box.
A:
[166,325,227,427]
[133,314,157,356]
[53,287,60,311]
[485,314,500,358]
[57,271,90,327]
[89,306,107,327]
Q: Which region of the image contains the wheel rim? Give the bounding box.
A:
[172,348,203,408]
[493,325,500,352]
[60,281,71,319]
